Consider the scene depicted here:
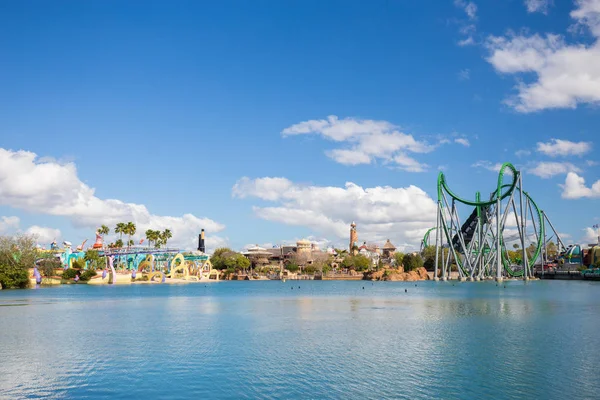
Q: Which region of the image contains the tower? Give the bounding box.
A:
[198,229,206,253]
[349,221,358,254]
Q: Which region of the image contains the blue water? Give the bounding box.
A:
[1,280,600,399]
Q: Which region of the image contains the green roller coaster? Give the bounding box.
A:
[426,162,565,281]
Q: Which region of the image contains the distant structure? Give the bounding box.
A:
[382,239,397,258]
[349,221,358,254]
[297,239,312,256]
[198,229,206,253]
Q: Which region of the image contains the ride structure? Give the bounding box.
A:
[429,162,565,282]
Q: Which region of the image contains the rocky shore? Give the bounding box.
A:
[363,267,430,281]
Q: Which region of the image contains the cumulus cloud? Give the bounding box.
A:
[486,1,600,112]
[525,0,552,14]
[26,226,62,244]
[561,171,600,198]
[232,177,437,251]
[561,172,600,198]
[454,1,478,45]
[0,216,20,233]
[282,116,434,172]
[0,148,226,251]
[536,139,592,157]
[528,161,582,178]
[582,227,600,244]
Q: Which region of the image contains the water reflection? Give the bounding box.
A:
[1,281,600,399]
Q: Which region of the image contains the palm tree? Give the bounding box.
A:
[115,239,124,248]
[161,229,172,248]
[125,222,136,250]
[98,225,110,238]
[115,223,126,242]
[128,239,134,247]
[145,229,154,248]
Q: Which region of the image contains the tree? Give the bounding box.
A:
[145,229,155,248]
[342,254,371,271]
[546,241,558,259]
[0,234,38,289]
[513,243,520,250]
[98,225,110,247]
[393,252,406,267]
[115,223,126,241]
[286,262,299,273]
[161,229,172,247]
[210,248,248,271]
[84,249,102,270]
[115,239,124,248]
[403,253,424,272]
[125,222,136,249]
[422,246,436,270]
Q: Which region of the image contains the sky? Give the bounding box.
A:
[1,0,600,252]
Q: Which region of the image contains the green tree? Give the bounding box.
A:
[145,229,155,248]
[115,239,124,248]
[84,249,102,270]
[98,225,110,248]
[161,229,172,248]
[115,223,126,241]
[393,252,406,267]
[422,246,436,270]
[125,222,136,249]
[342,255,371,271]
[0,234,38,289]
[286,262,299,273]
[403,253,424,272]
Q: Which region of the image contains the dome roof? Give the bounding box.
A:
[297,238,311,245]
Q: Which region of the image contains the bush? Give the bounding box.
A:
[79,269,97,282]
[37,257,61,277]
[304,265,317,275]
[0,234,38,289]
[62,268,79,280]
[0,265,29,289]
[286,263,299,273]
[72,258,86,269]
[403,253,424,272]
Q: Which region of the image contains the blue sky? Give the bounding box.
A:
[0,0,599,251]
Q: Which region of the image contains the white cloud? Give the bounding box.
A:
[472,160,503,172]
[0,216,20,233]
[525,0,551,14]
[486,1,600,112]
[536,139,592,157]
[561,171,600,198]
[282,116,434,172]
[232,177,437,251]
[25,226,62,244]
[458,36,476,46]
[515,149,532,157]
[458,69,471,80]
[528,161,582,178]
[455,0,478,20]
[454,138,470,147]
[0,148,226,251]
[582,227,599,244]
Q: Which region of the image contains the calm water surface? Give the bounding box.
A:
[1,280,600,399]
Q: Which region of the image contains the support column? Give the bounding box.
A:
[496,197,503,283]
[434,202,441,281]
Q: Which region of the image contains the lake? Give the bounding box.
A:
[1,280,599,399]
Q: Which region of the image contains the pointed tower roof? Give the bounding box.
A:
[382,239,396,250]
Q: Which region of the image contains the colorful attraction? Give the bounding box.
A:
[428,162,567,282]
[29,227,220,285]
